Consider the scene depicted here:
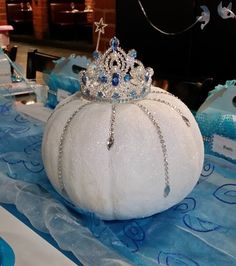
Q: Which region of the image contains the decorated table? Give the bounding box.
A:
[0,84,236,265]
[0,31,236,265]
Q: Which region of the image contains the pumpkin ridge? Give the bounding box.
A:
[57,102,92,195]
[133,102,170,197]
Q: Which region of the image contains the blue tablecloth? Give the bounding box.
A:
[0,95,236,266]
[0,237,15,266]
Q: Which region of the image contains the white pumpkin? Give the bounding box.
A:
[42,86,204,220]
[42,37,204,220]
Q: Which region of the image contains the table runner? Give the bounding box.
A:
[0,94,236,266]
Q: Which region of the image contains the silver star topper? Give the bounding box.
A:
[94,18,108,51]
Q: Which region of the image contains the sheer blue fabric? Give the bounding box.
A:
[0,95,236,265]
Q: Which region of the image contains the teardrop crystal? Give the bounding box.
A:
[164,184,170,197]
[107,137,114,150]
[182,116,190,127]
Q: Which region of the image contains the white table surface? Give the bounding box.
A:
[0,206,77,266]
[15,102,52,123]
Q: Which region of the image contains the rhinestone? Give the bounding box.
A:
[128,49,137,59]
[135,103,170,198]
[130,90,137,97]
[164,185,170,197]
[111,37,119,51]
[182,116,191,127]
[145,98,190,128]
[112,92,120,99]
[107,105,116,150]
[99,75,108,83]
[57,103,91,193]
[141,87,146,94]
[124,74,131,82]
[146,67,154,77]
[112,73,120,86]
[92,50,101,60]
[107,138,114,150]
[97,91,104,98]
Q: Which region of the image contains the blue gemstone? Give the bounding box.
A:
[111,37,119,51]
[124,74,131,82]
[130,90,137,97]
[99,75,108,83]
[112,73,120,86]
[145,74,149,82]
[92,50,100,60]
[112,92,120,99]
[128,49,137,59]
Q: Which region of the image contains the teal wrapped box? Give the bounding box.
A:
[45,54,91,109]
[195,80,236,166]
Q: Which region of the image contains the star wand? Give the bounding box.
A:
[94,17,108,51]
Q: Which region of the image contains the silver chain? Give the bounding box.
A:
[145,98,190,127]
[134,102,170,197]
[107,104,116,150]
[47,97,77,122]
[57,102,91,194]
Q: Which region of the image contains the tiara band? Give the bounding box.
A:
[79,37,154,103]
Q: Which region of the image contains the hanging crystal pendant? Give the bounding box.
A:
[164,184,170,197]
[107,137,114,150]
[182,116,190,127]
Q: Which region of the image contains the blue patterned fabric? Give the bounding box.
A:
[0,238,15,266]
[0,95,236,265]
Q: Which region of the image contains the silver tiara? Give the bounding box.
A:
[79,37,154,103]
